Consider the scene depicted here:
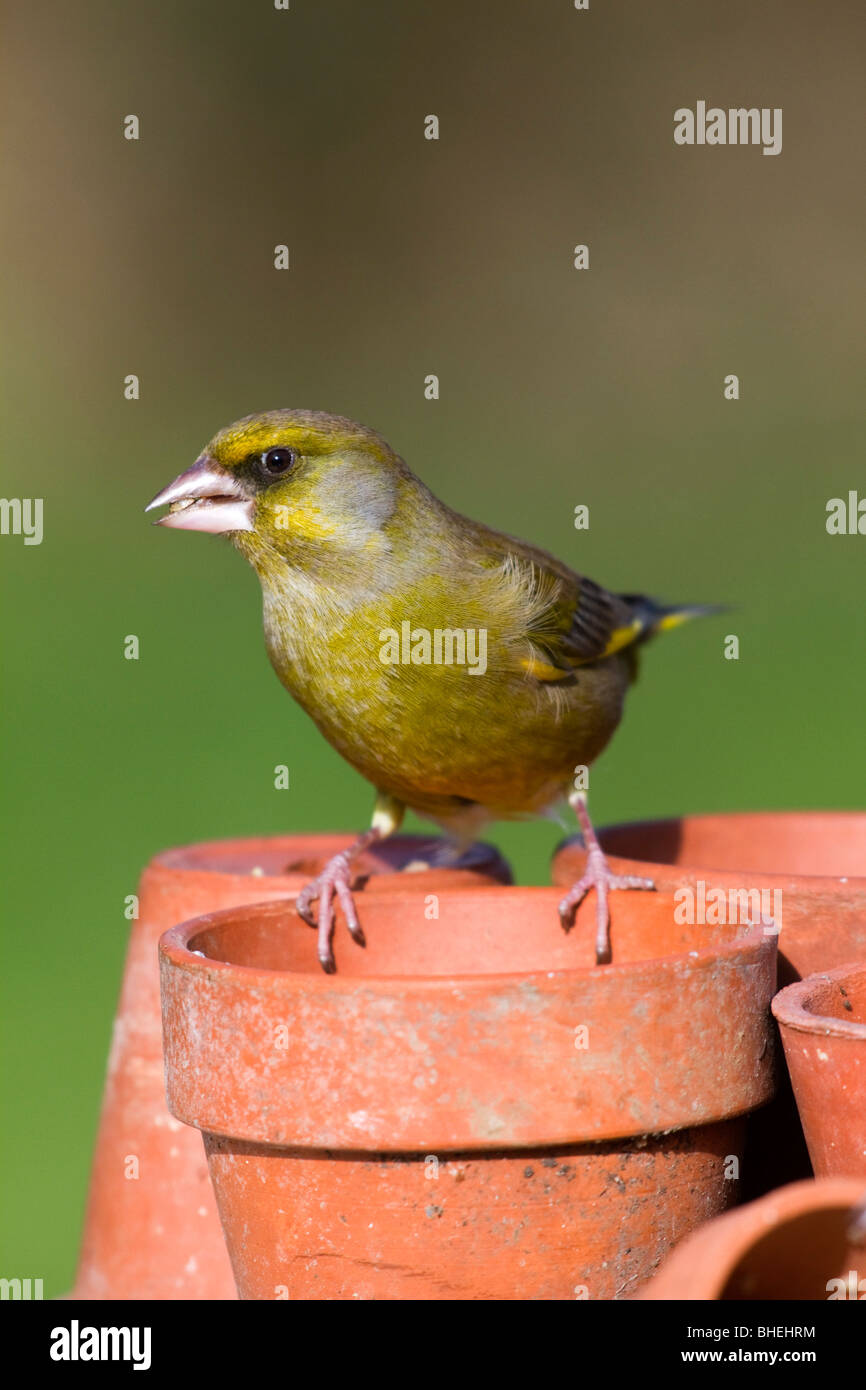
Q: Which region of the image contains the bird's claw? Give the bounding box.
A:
[296,851,367,973]
[558,846,654,965]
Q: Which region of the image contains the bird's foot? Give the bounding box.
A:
[558,842,654,965]
[296,832,381,973]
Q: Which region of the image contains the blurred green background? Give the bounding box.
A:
[2,0,863,1295]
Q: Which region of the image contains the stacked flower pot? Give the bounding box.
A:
[71,833,510,1299]
[552,811,866,1298]
[73,812,866,1299]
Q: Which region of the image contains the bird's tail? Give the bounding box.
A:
[619,594,727,641]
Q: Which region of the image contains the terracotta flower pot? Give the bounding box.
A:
[160,886,776,1300]
[552,811,866,1198]
[552,811,866,986]
[637,1178,866,1300]
[72,833,510,1300]
[772,962,866,1178]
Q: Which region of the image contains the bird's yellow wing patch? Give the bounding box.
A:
[520,653,573,682]
[598,618,643,658]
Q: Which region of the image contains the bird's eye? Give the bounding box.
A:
[259,447,296,478]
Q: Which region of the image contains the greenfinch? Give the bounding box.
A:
[147,410,716,971]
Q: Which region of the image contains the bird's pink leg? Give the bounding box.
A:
[296,826,383,973]
[558,794,654,965]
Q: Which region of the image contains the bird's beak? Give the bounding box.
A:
[145,455,255,533]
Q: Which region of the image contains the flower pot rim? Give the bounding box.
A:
[150,831,481,879]
[555,808,866,888]
[159,885,775,993]
[771,960,866,1041]
[160,886,776,1148]
[636,1177,866,1300]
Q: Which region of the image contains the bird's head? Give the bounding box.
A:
[146,410,418,573]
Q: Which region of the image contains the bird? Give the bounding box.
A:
[146,409,717,972]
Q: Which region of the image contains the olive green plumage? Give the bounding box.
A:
[178,408,708,841]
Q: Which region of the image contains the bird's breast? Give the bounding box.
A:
[260,582,630,814]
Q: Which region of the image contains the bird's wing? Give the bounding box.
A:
[520,569,643,681]
[464,518,714,685]
[469,527,647,683]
